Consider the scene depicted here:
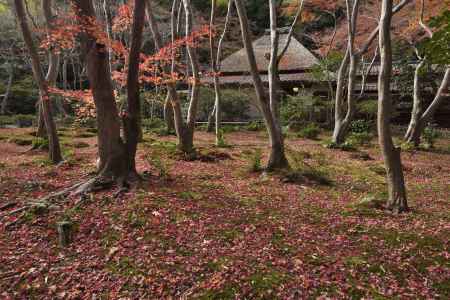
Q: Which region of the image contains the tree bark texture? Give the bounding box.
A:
[378,0,408,213]
[14,0,62,164]
[73,0,126,179]
[332,0,360,145]
[124,0,146,175]
[234,0,288,170]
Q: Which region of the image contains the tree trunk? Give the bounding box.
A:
[181,0,201,153]
[206,105,215,132]
[404,58,426,146]
[332,49,350,144]
[73,0,126,179]
[14,0,62,164]
[405,67,450,146]
[163,93,175,133]
[147,0,194,154]
[0,63,13,115]
[37,0,62,137]
[123,0,146,176]
[332,0,360,145]
[378,0,407,213]
[210,0,222,145]
[234,0,288,170]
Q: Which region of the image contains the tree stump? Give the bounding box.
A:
[57,221,72,247]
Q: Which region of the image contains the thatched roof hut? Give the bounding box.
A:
[203,28,320,87]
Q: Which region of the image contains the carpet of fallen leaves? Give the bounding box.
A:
[0,127,449,299]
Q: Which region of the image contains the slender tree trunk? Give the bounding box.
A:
[0,63,13,115]
[378,0,407,213]
[181,0,201,153]
[163,93,175,133]
[147,0,193,154]
[234,0,288,170]
[404,58,426,146]
[73,0,126,179]
[206,0,234,136]
[37,0,62,136]
[206,105,215,132]
[404,1,449,146]
[405,67,450,145]
[332,0,360,144]
[14,0,62,164]
[123,0,145,176]
[210,0,222,145]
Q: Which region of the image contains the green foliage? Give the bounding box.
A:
[2,76,39,114]
[244,148,262,173]
[348,132,372,146]
[311,51,343,81]
[141,91,165,119]
[32,138,49,150]
[216,129,228,148]
[350,119,372,134]
[245,120,265,132]
[422,125,440,149]
[297,123,321,140]
[421,10,450,64]
[281,95,330,128]
[198,88,251,122]
[357,100,378,120]
[145,153,170,181]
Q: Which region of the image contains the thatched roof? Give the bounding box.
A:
[220,31,319,74]
[202,73,316,85]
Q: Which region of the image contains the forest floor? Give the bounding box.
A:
[0,127,449,299]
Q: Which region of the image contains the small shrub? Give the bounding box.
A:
[142,118,166,133]
[298,123,321,140]
[422,125,440,149]
[350,119,372,134]
[246,121,265,131]
[348,132,372,146]
[145,153,170,181]
[216,129,228,148]
[245,148,262,172]
[324,140,357,151]
[401,142,416,151]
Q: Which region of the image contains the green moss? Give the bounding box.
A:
[247,269,288,298]
[197,285,240,299]
[8,137,32,146]
[178,191,202,201]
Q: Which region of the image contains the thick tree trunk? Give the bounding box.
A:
[378,0,407,213]
[405,67,450,146]
[234,0,288,170]
[14,0,62,164]
[123,0,146,176]
[0,64,13,115]
[73,0,126,179]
